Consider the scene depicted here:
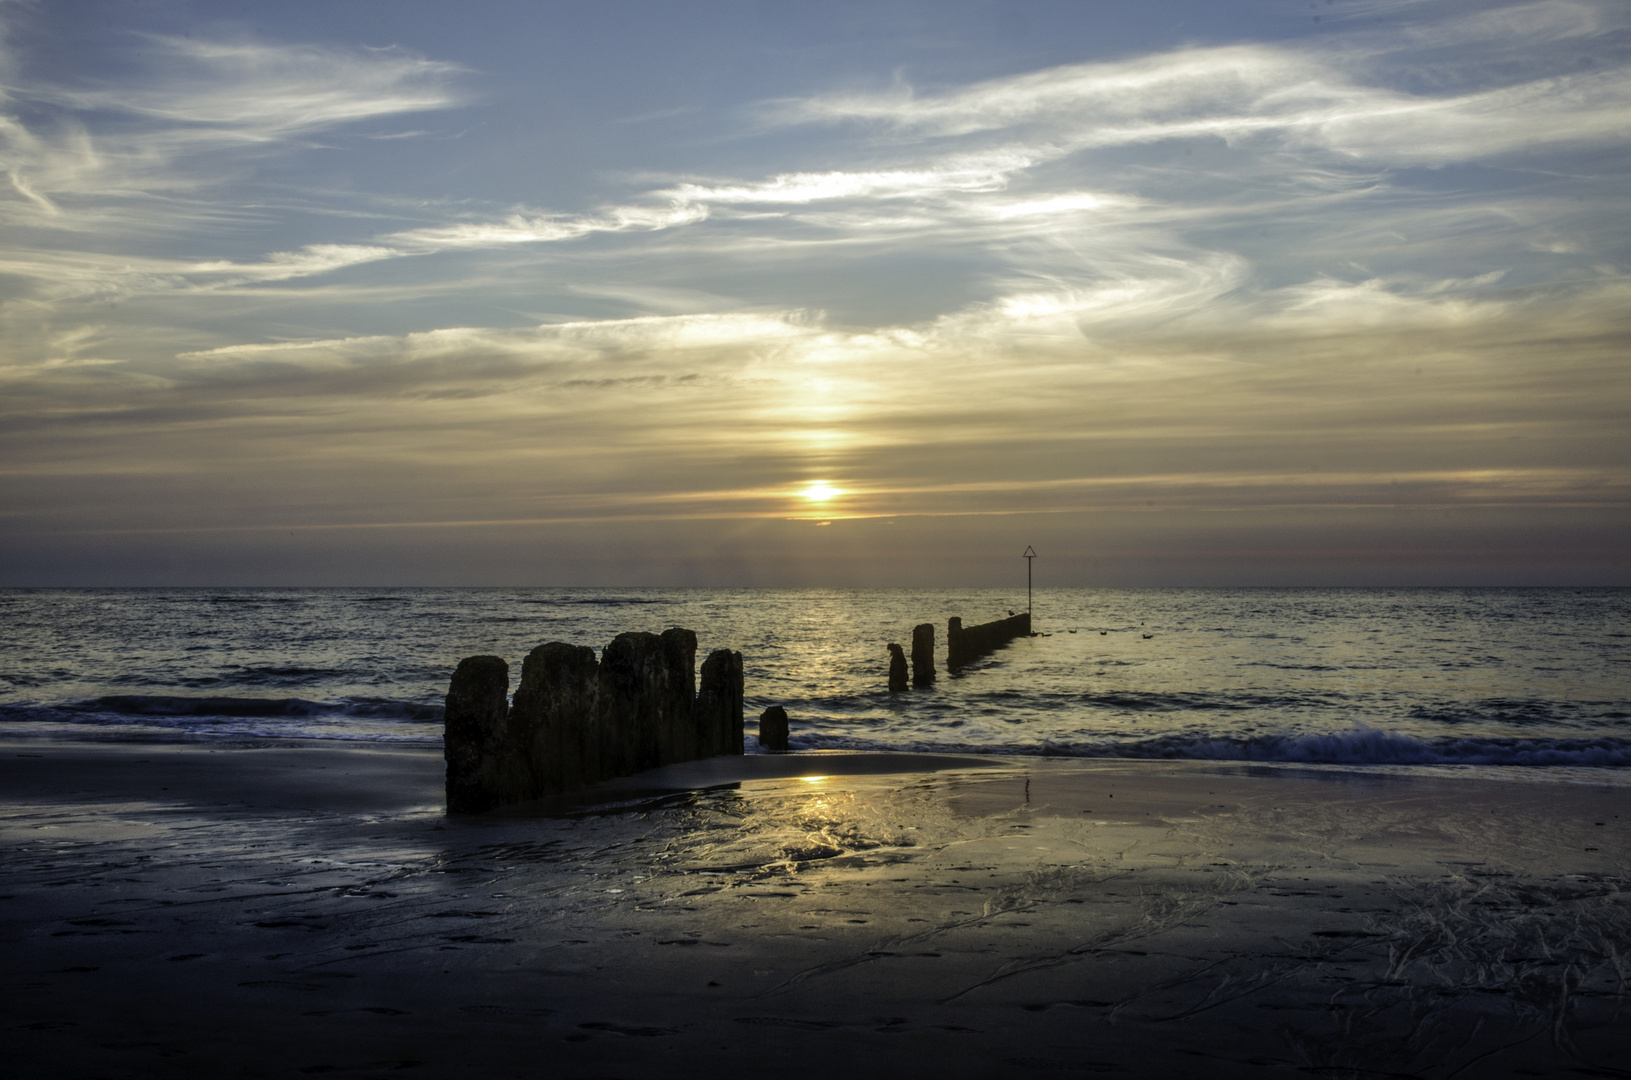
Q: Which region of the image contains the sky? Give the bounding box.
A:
[0,0,1626,587]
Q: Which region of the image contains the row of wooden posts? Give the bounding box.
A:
[887,611,1033,691]
[444,610,1034,813]
[444,628,743,813]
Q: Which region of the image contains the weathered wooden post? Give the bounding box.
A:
[696,648,744,756]
[887,642,908,691]
[510,642,600,791]
[445,626,746,813]
[443,655,514,814]
[911,623,935,687]
[658,627,697,765]
[758,704,789,752]
[595,632,655,778]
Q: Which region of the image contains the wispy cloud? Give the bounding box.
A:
[1379,0,1615,47]
[775,44,1317,138]
[0,32,469,238]
[772,10,1631,167]
[40,35,469,139]
[0,1,1626,582]
[4,277,1624,534]
[659,154,1032,204]
[385,202,710,250]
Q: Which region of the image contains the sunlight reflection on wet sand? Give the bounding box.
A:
[4,742,1628,1078]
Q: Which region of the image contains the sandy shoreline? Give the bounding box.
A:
[4,740,1629,1078]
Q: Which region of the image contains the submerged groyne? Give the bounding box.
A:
[947,612,1031,670]
[444,627,744,813]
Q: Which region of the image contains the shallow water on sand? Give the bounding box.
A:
[0,587,1627,772]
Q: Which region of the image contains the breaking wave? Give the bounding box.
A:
[0,695,443,742]
[62,694,443,722]
[799,724,1631,767]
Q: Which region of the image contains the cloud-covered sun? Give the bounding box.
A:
[801,482,841,503]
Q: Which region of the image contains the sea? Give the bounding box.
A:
[2,588,1627,781]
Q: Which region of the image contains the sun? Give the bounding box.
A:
[801,482,841,503]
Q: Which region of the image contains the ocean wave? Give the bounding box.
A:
[797,724,1631,767]
[1076,726,1631,766]
[53,694,443,723]
[555,597,669,606]
[957,688,1340,713]
[234,665,358,680]
[508,596,669,606]
[1407,699,1623,726]
[104,666,361,689]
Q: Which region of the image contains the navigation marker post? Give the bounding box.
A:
[1023,545,1037,631]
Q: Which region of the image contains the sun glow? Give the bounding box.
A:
[801,482,841,502]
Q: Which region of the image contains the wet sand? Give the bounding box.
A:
[3,740,1629,1079]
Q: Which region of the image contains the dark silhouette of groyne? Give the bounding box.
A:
[947,612,1032,670]
[888,612,1032,688]
[444,627,743,813]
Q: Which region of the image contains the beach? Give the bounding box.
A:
[5,740,1628,1078]
[4,0,1629,1067]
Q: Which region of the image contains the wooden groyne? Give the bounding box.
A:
[947,612,1032,670]
[443,627,744,813]
[888,611,1032,687]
